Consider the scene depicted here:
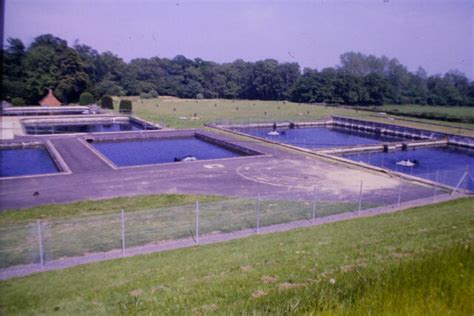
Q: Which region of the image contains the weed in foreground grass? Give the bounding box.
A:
[233,243,473,315]
[333,243,472,315]
[344,243,474,315]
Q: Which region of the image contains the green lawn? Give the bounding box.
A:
[0,194,224,225]
[113,97,474,136]
[377,104,474,119]
[1,197,472,315]
[363,104,474,128]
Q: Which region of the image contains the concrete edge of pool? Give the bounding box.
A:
[317,151,472,195]
[1,105,91,116]
[0,140,72,180]
[18,114,161,136]
[1,124,465,211]
[0,128,272,180]
[80,129,271,170]
[210,116,474,147]
[208,121,474,194]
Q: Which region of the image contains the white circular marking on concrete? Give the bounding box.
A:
[203,164,225,169]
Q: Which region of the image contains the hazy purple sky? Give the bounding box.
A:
[4,0,474,78]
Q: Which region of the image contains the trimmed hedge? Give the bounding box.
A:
[79,92,95,105]
[119,100,132,114]
[11,97,26,106]
[100,96,114,109]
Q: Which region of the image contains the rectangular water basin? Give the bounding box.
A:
[92,136,247,167]
[23,117,159,135]
[342,145,474,192]
[235,125,405,149]
[0,146,59,177]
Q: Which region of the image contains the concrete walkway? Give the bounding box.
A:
[49,138,112,173]
[1,130,438,210]
[0,117,24,139]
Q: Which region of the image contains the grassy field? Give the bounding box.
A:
[377,104,474,119]
[0,194,223,226]
[358,104,474,126]
[1,197,472,315]
[113,96,474,136]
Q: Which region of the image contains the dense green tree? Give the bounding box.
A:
[1,38,27,101]
[290,68,323,103]
[334,74,364,105]
[22,45,59,102]
[279,62,301,100]
[362,73,390,105]
[250,59,287,100]
[95,80,125,96]
[2,34,473,107]
[73,43,102,95]
[15,34,90,103]
[55,48,90,103]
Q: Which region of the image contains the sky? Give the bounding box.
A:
[3,0,474,78]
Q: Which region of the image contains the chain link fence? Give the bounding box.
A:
[2,173,470,271]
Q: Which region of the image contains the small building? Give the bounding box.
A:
[39,89,61,107]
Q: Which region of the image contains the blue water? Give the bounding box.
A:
[93,137,242,167]
[236,126,404,148]
[343,146,474,191]
[0,147,59,177]
[25,122,154,135]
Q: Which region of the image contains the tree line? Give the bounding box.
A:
[2,34,474,106]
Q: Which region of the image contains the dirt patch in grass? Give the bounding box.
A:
[251,290,267,299]
[261,275,278,284]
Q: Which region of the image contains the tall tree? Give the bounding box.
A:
[1,38,27,100]
[20,34,89,103]
[2,33,473,107]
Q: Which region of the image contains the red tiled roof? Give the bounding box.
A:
[39,89,61,107]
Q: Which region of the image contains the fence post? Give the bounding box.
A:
[121,209,125,257]
[397,177,403,208]
[256,193,260,233]
[357,181,363,215]
[195,200,200,244]
[312,187,317,223]
[37,219,44,269]
[451,170,468,196]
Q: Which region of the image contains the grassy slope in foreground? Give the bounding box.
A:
[1,198,473,315]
